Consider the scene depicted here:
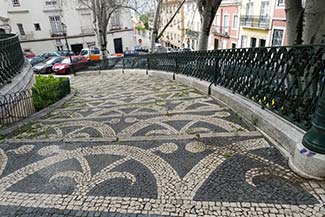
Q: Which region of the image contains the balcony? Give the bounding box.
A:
[185,29,199,38]
[50,29,65,37]
[212,25,230,38]
[240,15,270,29]
[80,26,93,35]
[19,31,34,41]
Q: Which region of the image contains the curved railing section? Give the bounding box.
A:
[103,45,325,131]
[0,34,25,88]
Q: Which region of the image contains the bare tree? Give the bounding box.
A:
[196,0,222,50]
[79,0,137,58]
[285,0,325,45]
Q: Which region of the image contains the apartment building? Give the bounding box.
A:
[0,0,134,55]
[159,0,185,49]
[183,0,200,50]
[212,0,241,49]
[270,0,287,46]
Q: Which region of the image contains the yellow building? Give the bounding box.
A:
[159,0,185,49]
[239,0,276,47]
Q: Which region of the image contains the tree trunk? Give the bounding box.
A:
[302,0,325,44]
[197,0,222,50]
[151,0,162,53]
[285,0,303,45]
[198,14,211,50]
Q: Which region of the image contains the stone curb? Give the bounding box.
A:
[0,91,75,138]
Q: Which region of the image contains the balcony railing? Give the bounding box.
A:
[240,15,270,29]
[212,25,230,37]
[18,31,34,41]
[50,29,65,37]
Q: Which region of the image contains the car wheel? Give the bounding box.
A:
[46,68,52,74]
[66,68,72,74]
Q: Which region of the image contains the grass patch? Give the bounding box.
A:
[223,153,232,159]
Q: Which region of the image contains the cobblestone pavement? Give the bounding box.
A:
[0,70,324,217]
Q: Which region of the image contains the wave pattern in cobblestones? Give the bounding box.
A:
[0,71,324,217]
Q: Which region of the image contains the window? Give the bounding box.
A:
[222,40,227,49]
[223,14,229,33]
[232,43,236,48]
[110,11,121,30]
[17,23,25,35]
[272,29,284,46]
[246,2,253,15]
[260,1,269,16]
[259,39,266,47]
[45,0,57,6]
[277,0,284,6]
[233,15,238,29]
[241,35,247,48]
[34,23,41,31]
[12,0,20,7]
[49,16,62,34]
[251,37,257,47]
[215,15,220,32]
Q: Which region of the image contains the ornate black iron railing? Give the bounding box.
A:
[109,45,325,131]
[0,89,35,128]
[0,34,25,88]
[0,77,71,128]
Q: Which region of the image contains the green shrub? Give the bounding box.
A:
[32,75,71,111]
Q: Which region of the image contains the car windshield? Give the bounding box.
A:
[46,58,62,64]
[61,58,72,64]
[80,50,88,55]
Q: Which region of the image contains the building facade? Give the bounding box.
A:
[212,0,241,49]
[183,0,200,50]
[159,0,185,49]
[270,0,287,46]
[0,0,134,55]
[239,0,274,48]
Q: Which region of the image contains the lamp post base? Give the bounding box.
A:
[289,143,325,180]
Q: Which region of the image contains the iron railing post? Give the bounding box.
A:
[302,72,325,154]
[122,57,125,74]
[146,55,149,75]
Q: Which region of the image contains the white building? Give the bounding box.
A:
[0,0,135,55]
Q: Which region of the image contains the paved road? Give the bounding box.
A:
[0,70,324,217]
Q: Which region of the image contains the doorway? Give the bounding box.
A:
[114,38,123,54]
[71,44,83,55]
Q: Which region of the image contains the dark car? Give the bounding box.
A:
[57,50,75,56]
[30,56,46,66]
[40,52,61,59]
[33,56,65,74]
[124,50,139,57]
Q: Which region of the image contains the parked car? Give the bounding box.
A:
[23,49,36,60]
[154,46,168,53]
[80,47,102,61]
[179,48,193,52]
[52,56,88,74]
[33,56,65,74]
[166,47,176,53]
[124,50,139,57]
[57,50,75,56]
[30,56,46,66]
[40,52,61,59]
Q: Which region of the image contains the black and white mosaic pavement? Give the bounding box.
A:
[0,70,324,216]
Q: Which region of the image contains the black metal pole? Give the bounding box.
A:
[63,28,74,76]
